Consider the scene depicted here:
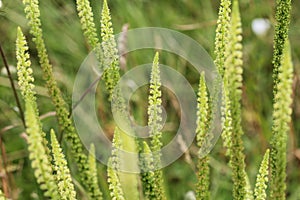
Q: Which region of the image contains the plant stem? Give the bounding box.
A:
[0,135,10,198]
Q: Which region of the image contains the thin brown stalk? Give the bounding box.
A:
[0,44,25,127]
[0,135,10,198]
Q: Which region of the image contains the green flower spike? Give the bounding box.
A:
[195,72,210,200]
[221,81,233,155]
[16,27,50,154]
[272,0,291,94]
[75,0,99,49]
[101,0,120,100]
[16,27,35,102]
[77,1,139,198]
[50,130,77,200]
[223,1,249,199]
[75,0,102,63]
[101,2,139,198]
[86,144,103,200]
[107,127,125,200]
[149,52,163,161]
[270,40,293,200]
[139,141,157,200]
[107,164,125,200]
[254,149,270,200]
[22,0,92,190]
[25,102,60,199]
[148,52,166,200]
[214,0,231,76]
[16,27,60,199]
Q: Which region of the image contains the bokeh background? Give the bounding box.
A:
[0,0,299,199]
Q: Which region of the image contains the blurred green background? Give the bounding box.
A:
[0,0,299,199]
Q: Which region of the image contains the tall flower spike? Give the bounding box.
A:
[111,127,122,170]
[149,52,163,158]
[195,72,210,200]
[139,141,157,199]
[225,0,243,132]
[75,0,102,64]
[254,149,270,200]
[107,127,125,200]
[196,72,210,151]
[22,0,92,189]
[272,0,291,94]
[100,2,139,198]
[50,130,77,200]
[101,0,120,100]
[100,21,139,200]
[107,161,125,200]
[86,144,103,200]
[223,1,249,199]
[270,40,293,200]
[109,127,139,200]
[214,0,232,162]
[16,27,59,199]
[221,81,233,155]
[16,27,50,149]
[75,1,132,197]
[211,0,232,157]
[16,27,57,191]
[214,0,231,76]
[196,157,210,200]
[16,27,35,102]
[25,102,60,199]
[196,72,210,200]
[16,27,45,133]
[147,52,166,200]
[75,0,99,49]
[16,27,47,142]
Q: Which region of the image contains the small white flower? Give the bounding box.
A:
[0,0,2,8]
[184,191,196,200]
[13,106,20,113]
[251,18,271,36]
